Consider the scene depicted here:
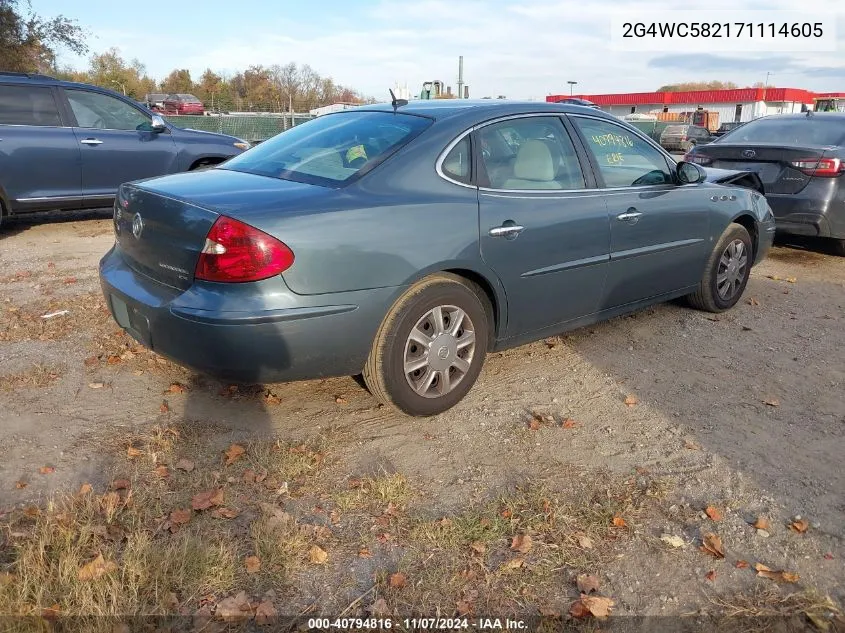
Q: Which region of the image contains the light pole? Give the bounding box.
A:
[567,80,578,96]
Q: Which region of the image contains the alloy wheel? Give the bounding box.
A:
[716,238,748,301]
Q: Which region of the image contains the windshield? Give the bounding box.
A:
[221,111,433,187]
[718,117,845,146]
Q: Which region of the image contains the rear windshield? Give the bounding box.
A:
[221,111,433,187]
[177,94,200,101]
[663,125,686,134]
[718,117,845,146]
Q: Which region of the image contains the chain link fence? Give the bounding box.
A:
[164,112,317,143]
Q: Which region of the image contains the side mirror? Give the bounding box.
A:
[677,161,707,185]
[151,114,167,133]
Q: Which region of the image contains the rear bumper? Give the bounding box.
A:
[98,245,398,384]
[765,182,845,239]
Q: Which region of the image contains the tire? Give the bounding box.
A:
[683,140,695,153]
[363,273,489,417]
[686,223,753,312]
[828,238,845,257]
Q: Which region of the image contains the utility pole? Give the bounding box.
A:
[457,56,464,100]
[567,80,578,96]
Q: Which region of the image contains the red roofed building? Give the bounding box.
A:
[546,87,835,124]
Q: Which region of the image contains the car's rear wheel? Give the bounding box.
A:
[363,273,489,417]
[686,223,753,312]
[683,140,695,152]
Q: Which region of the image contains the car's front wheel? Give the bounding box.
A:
[363,274,489,416]
[687,223,753,312]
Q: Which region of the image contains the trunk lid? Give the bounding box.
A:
[114,169,334,289]
[694,143,829,194]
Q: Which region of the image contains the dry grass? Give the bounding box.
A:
[0,292,110,343]
[0,364,63,391]
[333,472,414,514]
[712,587,843,633]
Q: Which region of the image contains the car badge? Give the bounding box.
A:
[132,213,145,239]
[742,149,756,159]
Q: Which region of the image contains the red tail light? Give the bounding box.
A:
[790,157,843,177]
[195,216,294,283]
[684,152,712,166]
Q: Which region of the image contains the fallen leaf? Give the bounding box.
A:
[824,553,834,560]
[684,439,702,450]
[527,417,541,431]
[755,563,799,583]
[735,560,750,569]
[576,574,600,594]
[747,297,760,306]
[705,506,723,522]
[210,507,240,519]
[154,465,169,478]
[309,545,328,564]
[78,483,93,495]
[753,517,770,530]
[500,508,512,519]
[455,600,474,616]
[84,355,99,367]
[223,444,245,466]
[41,604,60,620]
[561,418,578,429]
[15,481,27,489]
[39,466,55,475]
[576,534,594,549]
[169,508,192,528]
[500,557,524,571]
[160,401,170,414]
[700,533,725,559]
[358,548,373,558]
[470,541,487,555]
[254,599,277,625]
[245,555,261,574]
[570,594,614,619]
[166,383,186,394]
[111,479,130,490]
[126,446,143,458]
[263,391,281,405]
[764,398,780,407]
[389,572,407,589]
[78,554,118,581]
[511,534,533,554]
[660,534,685,548]
[624,395,639,407]
[785,277,797,283]
[88,382,105,389]
[790,519,810,534]
[767,274,782,281]
[106,355,121,365]
[611,516,627,528]
[705,570,717,582]
[191,489,224,510]
[335,395,348,405]
[215,591,252,622]
[369,598,389,617]
[174,458,195,472]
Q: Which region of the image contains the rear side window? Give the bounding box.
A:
[441,136,471,184]
[0,85,61,127]
[720,117,845,145]
[222,111,433,187]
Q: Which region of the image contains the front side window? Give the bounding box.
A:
[65,90,151,131]
[441,136,471,184]
[0,85,61,127]
[573,117,673,188]
[476,116,585,190]
[221,111,432,187]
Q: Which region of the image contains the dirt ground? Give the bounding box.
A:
[1,209,843,628]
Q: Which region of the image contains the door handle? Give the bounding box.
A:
[80,138,103,145]
[489,224,525,238]
[616,209,643,222]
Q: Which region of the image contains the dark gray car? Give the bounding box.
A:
[0,72,250,226]
[99,100,776,416]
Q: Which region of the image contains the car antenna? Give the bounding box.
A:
[389,88,408,111]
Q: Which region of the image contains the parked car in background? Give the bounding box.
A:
[713,121,744,137]
[555,97,601,109]
[659,124,714,152]
[145,93,168,111]
[686,113,845,255]
[163,94,204,115]
[0,72,250,226]
[99,100,775,416]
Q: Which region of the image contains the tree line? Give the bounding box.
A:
[1,0,368,112]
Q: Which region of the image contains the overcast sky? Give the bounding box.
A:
[39,0,845,99]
